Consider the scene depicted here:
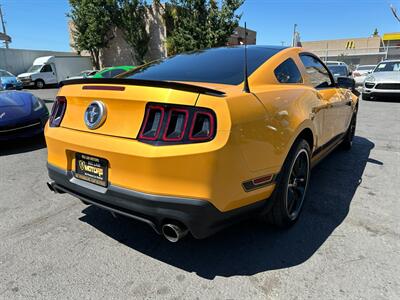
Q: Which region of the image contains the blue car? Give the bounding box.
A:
[0,89,49,141]
[0,69,23,90]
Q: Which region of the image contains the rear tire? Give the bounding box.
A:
[264,139,311,227]
[35,79,45,89]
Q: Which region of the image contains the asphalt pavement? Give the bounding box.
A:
[0,88,399,299]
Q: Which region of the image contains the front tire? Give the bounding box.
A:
[341,112,357,150]
[35,79,45,89]
[362,93,371,101]
[264,139,311,227]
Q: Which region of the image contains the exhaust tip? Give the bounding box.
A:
[162,223,188,243]
[47,181,56,192]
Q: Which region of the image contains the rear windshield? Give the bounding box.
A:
[120,46,284,85]
[328,66,348,76]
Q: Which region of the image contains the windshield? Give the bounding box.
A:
[27,65,43,73]
[357,65,375,71]
[0,70,13,77]
[374,62,400,72]
[328,66,348,76]
[120,46,285,85]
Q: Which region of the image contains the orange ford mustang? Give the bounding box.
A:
[45,46,358,242]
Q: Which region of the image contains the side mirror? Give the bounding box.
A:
[337,76,355,90]
[367,70,372,74]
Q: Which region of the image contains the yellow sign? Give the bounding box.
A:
[346,40,355,49]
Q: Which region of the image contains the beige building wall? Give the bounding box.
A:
[227,26,256,45]
[69,2,166,69]
[302,36,386,66]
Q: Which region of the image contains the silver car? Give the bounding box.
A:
[363,60,400,100]
[353,65,376,86]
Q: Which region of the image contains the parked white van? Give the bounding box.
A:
[17,56,92,89]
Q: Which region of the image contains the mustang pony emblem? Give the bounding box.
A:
[0,112,5,119]
[84,101,107,129]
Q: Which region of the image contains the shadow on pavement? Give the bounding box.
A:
[80,136,376,279]
[0,135,46,156]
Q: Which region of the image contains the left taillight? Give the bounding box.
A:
[138,103,216,145]
[49,96,67,127]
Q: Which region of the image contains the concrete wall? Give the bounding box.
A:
[227,26,257,45]
[0,48,77,75]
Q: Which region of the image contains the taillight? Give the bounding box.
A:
[189,111,214,141]
[49,96,67,127]
[138,103,216,145]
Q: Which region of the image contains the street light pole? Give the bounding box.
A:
[0,5,9,49]
[292,24,297,47]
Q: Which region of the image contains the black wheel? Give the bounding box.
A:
[35,79,45,89]
[264,139,311,227]
[362,93,371,101]
[341,112,357,150]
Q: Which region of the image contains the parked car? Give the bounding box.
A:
[92,66,135,78]
[0,90,49,141]
[363,60,400,100]
[325,60,348,67]
[67,70,99,80]
[327,65,352,80]
[17,56,92,89]
[352,65,376,86]
[45,46,358,242]
[0,69,23,90]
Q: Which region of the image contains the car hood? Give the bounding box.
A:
[0,76,18,84]
[366,71,400,83]
[0,91,33,123]
[17,72,34,78]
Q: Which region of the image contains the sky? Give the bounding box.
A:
[0,0,399,52]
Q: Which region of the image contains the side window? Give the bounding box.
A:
[274,58,303,84]
[109,68,126,77]
[300,55,332,88]
[41,65,53,73]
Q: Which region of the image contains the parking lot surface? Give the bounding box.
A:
[0,88,399,299]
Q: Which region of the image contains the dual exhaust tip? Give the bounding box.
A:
[47,181,188,242]
[161,223,188,243]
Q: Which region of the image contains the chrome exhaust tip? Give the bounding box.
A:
[47,181,65,194]
[47,181,56,193]
[161,223,188,243]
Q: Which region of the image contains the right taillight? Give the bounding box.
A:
[138,103,216,145]
[49,96,67,127]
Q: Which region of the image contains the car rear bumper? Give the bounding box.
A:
[47,163,269,239]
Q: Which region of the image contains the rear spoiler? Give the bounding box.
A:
[60,78,226,97]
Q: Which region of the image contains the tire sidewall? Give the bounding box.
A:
[35,80,45,89]
[271,139,311,226]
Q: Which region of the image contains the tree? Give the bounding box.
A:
[372,28,379,37]
[68,0,115,69]
[113,0,150,64]
[165,0,244,55]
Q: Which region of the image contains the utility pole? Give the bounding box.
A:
[292,24,297,47]
[0,4,9,49]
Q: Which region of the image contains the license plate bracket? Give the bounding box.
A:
[74,153,108,187]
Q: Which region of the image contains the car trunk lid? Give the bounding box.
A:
[59,82,205,139]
